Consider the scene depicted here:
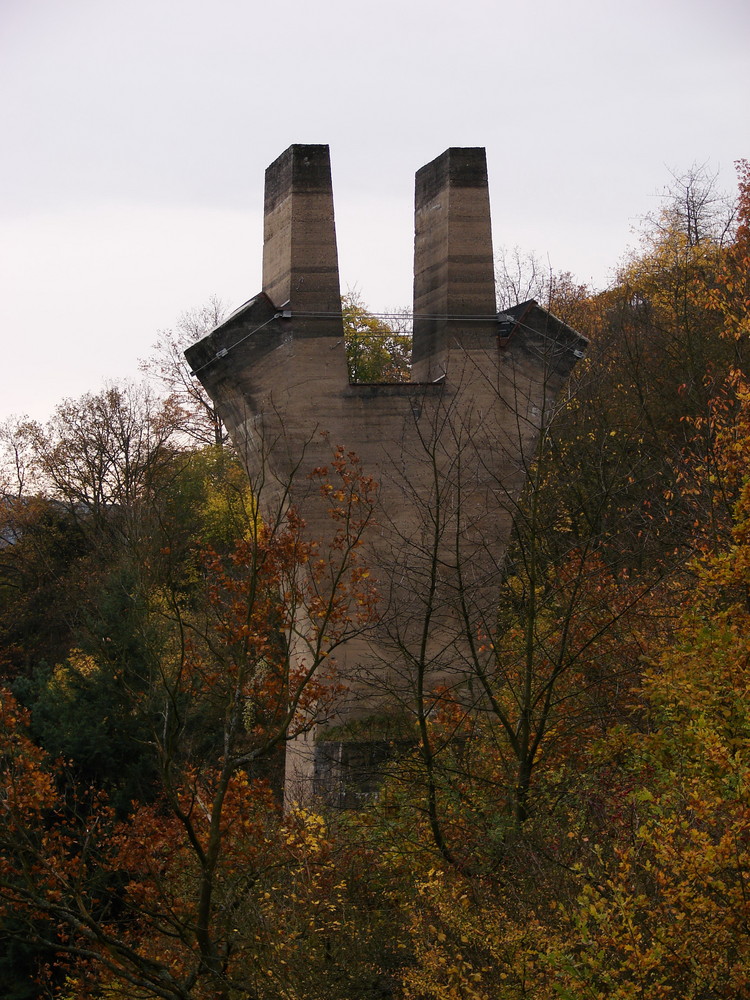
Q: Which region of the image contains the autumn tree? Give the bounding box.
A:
[468,166,749,833]
[0,416,38,499]
[705,159,750,352]
[376,377,664,868]
[0,446,380,998]
[0,381,190,696]
[505,162,750,591]
[388,368,750,1000]
[142,296,230,448]
[387,207,750,991]
[495,246,595,335]
[542,369,750,1000]
[20,382,181,534]
[342,292,411,383]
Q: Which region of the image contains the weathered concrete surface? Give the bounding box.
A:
[412,148,496,381]
[262,144,342,320]
[185,144,587,803]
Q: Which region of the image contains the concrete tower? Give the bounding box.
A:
[185,144,586,805]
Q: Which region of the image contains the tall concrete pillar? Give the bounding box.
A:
[262,144,342,321]
[185,142,588,809]
[411,148,497,382]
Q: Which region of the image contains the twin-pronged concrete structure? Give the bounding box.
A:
[185,144,586,805]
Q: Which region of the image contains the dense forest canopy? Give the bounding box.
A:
[1,162,749,999]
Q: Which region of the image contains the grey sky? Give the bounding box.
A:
[1,0,748,420]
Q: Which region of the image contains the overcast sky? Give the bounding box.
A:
[1,0,748,422]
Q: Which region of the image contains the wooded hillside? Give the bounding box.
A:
[1,162,748,999]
